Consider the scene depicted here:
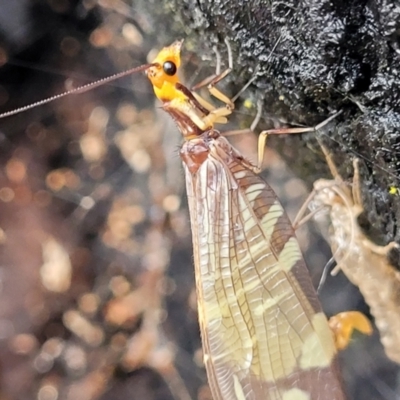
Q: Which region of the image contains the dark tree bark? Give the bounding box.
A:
[167,0,400,246]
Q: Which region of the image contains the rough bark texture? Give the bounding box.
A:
[168,0,400,247]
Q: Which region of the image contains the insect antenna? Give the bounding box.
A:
[0,63,155,119]
[190,38,233,92]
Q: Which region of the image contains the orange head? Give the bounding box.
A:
[146,40,184,102]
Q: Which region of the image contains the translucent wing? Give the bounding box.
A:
[181,133,345,400]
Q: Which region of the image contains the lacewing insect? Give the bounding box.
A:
[296,143,400,364]
[145,41,349,400]
[0,40,370,399]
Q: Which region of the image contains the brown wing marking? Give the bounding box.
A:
[182,134,344,400]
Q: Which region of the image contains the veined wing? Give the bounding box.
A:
[181,132,345,400]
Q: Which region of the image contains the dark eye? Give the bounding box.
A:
[163,61,177,76]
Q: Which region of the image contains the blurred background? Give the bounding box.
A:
[0,1,398,399]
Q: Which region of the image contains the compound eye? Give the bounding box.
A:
[163,61,177,76]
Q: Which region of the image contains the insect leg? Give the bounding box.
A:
[256,111,343,172]
[292,188,325,229]
[316,137,347,189]
[191,38,234,114]
[351,158,363,207]
[192,40,232,88]
[223,97,264,139]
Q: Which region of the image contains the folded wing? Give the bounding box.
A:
[182,133,345,400]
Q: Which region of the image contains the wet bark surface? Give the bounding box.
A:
[173,0,400,245]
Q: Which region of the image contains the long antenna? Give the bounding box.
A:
[0,63,155,119]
